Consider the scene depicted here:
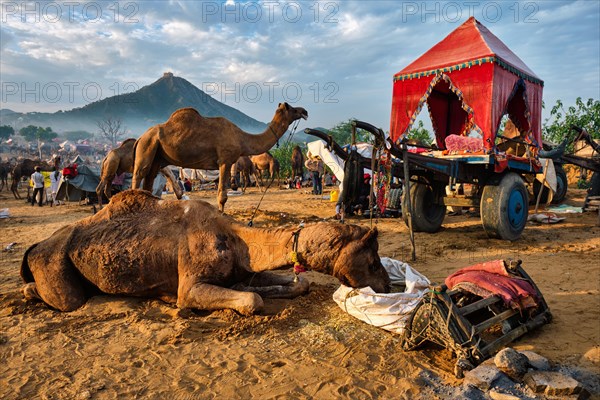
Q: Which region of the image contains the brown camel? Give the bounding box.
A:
[291,145,304,179]
[10,159,53,199]
[96,138,183,207]
[21,190,390,315]
[230,156,255,192]
[0,161,11,191]
[251,152,280,190]
[131,102,307,212]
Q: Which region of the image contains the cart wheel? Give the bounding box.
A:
[533,165,568,204]
[402,181,445,233]
[481,173,528,241]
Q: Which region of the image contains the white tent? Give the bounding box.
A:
[179,168,220,182]
[306,140,373,192]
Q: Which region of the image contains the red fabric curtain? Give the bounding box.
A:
[389,63,542,150]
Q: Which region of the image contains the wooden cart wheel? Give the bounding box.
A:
[480,172,528,241]
[402,181,445,233]
[533,165,568,204]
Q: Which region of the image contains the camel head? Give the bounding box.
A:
[332,227,391,293]
[276,102,308,125]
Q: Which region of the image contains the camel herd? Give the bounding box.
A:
[5,103,308,210]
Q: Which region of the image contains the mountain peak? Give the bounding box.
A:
[0,74,268,135]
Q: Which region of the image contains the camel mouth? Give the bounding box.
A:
[300,111,308,120]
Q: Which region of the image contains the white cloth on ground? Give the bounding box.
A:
[332,257,430,335]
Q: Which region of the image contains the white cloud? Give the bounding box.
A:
[0,1,598,130]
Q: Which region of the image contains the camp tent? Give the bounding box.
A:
[55,164,101,202]
[56,165,167,202]
[390,17,543,152]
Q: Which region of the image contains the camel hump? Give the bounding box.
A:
[169,107,201,120]
[106,189,161,216]
[120,138,136,146]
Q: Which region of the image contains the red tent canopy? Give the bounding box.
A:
[390,17,543,152]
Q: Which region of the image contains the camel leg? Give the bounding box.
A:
[23,236,88,311]
[132,129,159,190]
[255,171,264,192]
[11,178,20,199]
[217,163,231,212]
[177,280,263,315]
[96,176,113,208]
[96,181,105,208]
[142,160,161,193]
[160,167,183,199]
[232,273,310,299]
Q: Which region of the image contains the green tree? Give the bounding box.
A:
[19,125,58,158]
[328,119,373,145]
[406,120,433,144]
[64,130,93,142]
[270,142,301,179]
[0,125,15,141]
[543,97,600,148]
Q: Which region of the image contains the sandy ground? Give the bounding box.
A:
[0,184,599,399]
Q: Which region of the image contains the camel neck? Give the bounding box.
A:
[231,224,338,274]
[241,116,288,155]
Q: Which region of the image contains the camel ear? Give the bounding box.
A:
[284,102,290,110]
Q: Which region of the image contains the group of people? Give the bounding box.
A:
[30,166,63,207]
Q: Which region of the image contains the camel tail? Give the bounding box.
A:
[20,243,39,283]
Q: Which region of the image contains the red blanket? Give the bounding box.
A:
[445,260,538,310]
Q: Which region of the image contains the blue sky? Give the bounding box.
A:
[1,0,599,132]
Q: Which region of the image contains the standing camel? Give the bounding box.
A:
[131,102,307,212]
[291,145,304,179]
[230,156,255,192]
[0,161,11,191]
[251,152,280,190]
[10,159,53,199]
[96,139,183,208]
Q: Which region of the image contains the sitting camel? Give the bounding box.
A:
[10,159,53,199]
[230,156,255,192]
[291,145,304,179]
[96,138,183,208]
[251,152,280,190]
[131,102,307,212]
[21,190,390,315]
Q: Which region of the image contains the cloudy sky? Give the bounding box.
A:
[1,0,599,132]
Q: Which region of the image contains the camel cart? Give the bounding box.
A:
[309,18,548,241]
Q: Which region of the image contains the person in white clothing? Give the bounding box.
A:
[50,167,62,206]
[30,166,45,207]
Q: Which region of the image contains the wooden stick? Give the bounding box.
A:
[534,158,550,214]
[402,141,416,261]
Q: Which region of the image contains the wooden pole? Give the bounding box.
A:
[402,142,416,261]
[534,159,550,214]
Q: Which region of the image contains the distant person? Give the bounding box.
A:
[30,166,45,207]
[50,167,62,206]
[184,178,192,192]
[305,153,324,195]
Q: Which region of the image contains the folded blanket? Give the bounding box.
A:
[445,260,538,310]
